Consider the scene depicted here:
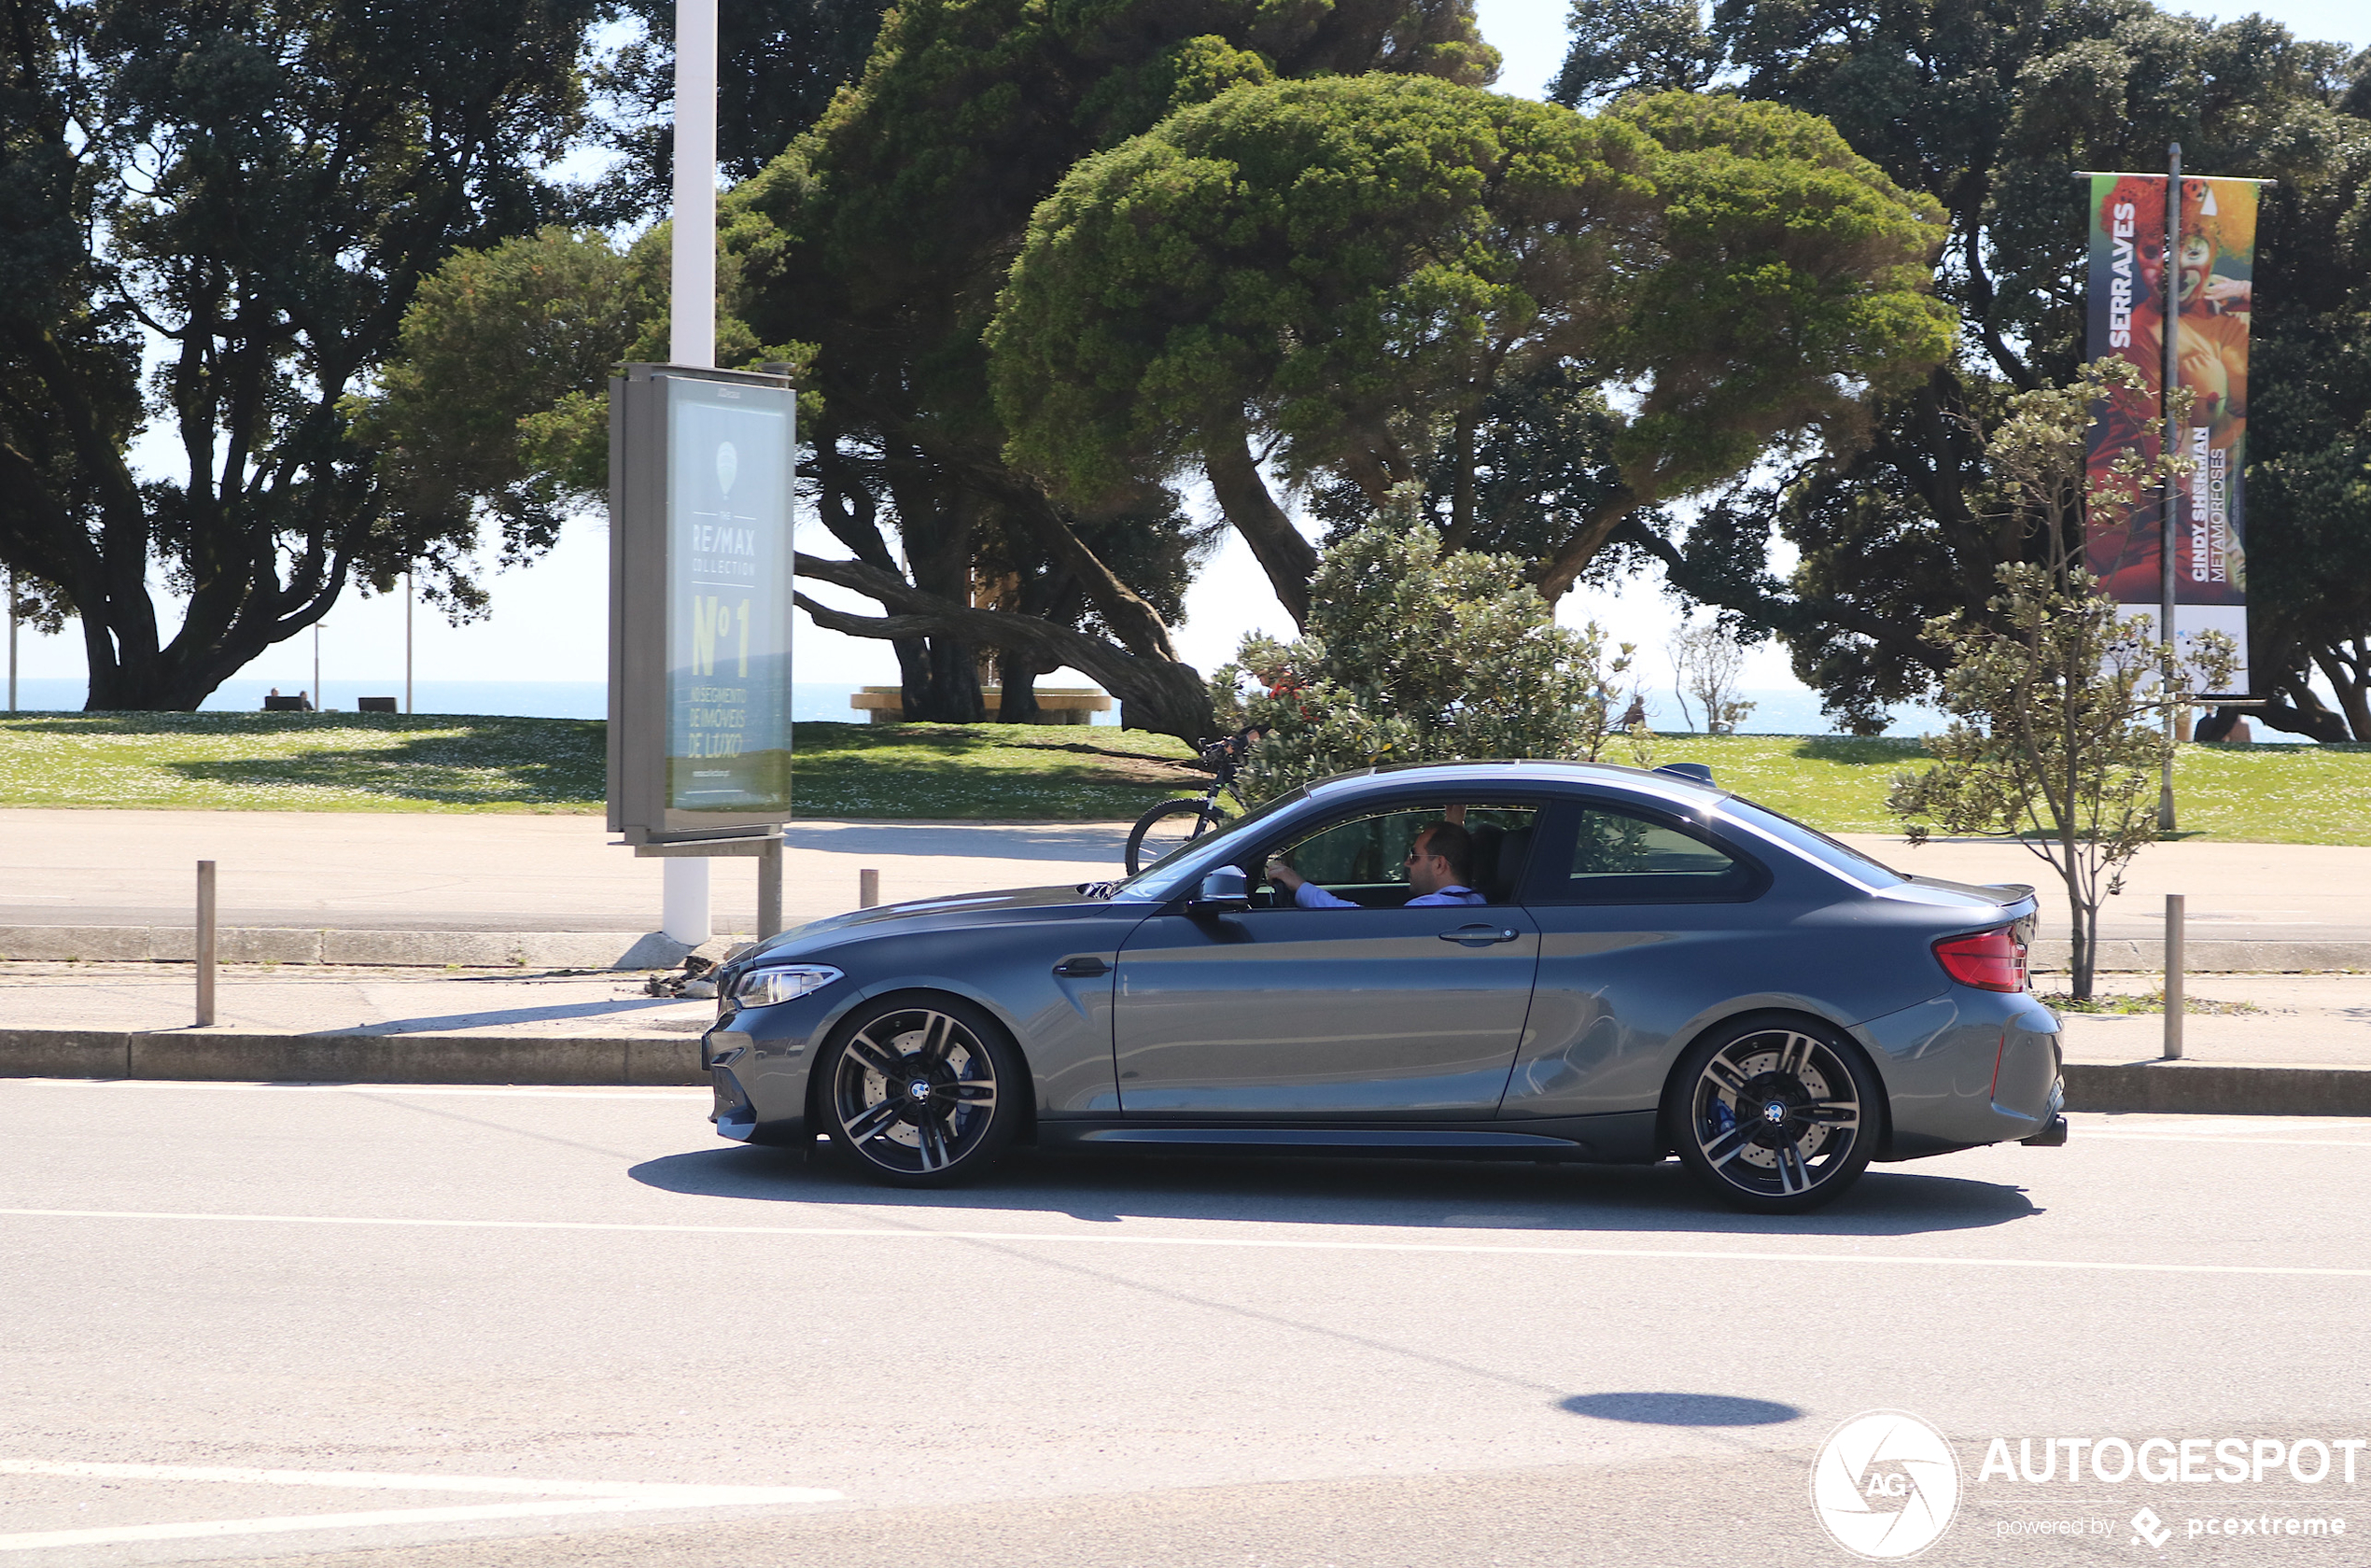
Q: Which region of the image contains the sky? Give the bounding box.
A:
[7,0,2364,713]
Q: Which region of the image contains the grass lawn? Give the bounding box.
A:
[1649,734,2371,845]
[0,712,1200,819]
[1,711,2364,841]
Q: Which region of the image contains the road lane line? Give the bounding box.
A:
[0,1463,842,1554]
[3,1207,2367,1280]
[0,1462,834,1501]
[0,1497,810,1552]
[0,1081,707,1100]
[2074,1133,2371,1147]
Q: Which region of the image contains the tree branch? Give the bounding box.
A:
[1201,426,1318,628]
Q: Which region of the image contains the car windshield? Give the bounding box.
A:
[1108,788,1310,902]
[1716,796,1906,889]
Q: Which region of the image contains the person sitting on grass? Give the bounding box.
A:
[1266,822,1487,909]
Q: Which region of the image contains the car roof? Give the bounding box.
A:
[1302,758,1728,813]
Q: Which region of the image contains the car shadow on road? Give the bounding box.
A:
[626,1143,2041,1239]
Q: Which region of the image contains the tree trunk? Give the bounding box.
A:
[795,554,1215,743]
[1201,429,1316,629]
[997,650,1045,724]
[2064,868,2096,1002]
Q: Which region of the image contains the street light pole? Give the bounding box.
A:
[404,569,414,714]
[661,0,718,946]
[2157,141,2182,833]
[6,568,16,713]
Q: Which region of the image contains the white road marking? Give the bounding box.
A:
[2076,1132,2371,1148]
[2,1079,706,1100]
[4,1206,2368,1281]
[0,1463,839,1553]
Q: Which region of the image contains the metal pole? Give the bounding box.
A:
[860,868,880,909]
[757,836,783,938]
[2158,142,2182,833]
[404,569,414,715]
[2163,892,2185,1060]
[6,567,16,713]
[313,623,322,714]
[659,0,719,947]
[195,861,217,1028]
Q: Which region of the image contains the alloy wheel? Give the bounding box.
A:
[829,1006,1003,1178]
[1685,1027,1865,1205]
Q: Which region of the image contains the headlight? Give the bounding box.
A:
[730,964,843,1007]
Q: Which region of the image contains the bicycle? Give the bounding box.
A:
[1124,727,1258,875]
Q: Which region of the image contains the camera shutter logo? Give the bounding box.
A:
[1811,1410,1960,1560]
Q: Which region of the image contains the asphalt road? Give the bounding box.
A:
[3,1083,2368,1567]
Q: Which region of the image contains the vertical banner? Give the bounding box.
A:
[2083,173,2254,682]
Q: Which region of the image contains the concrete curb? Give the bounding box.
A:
[2027,938,2370,973]
[0,1029,705,1085]
[0,927,712,970]
[2061,1059,2371,1116]
[5,1029,2364,1115]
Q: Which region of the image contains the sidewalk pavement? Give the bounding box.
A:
[7,810,2371,970]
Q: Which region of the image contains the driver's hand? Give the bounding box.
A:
[1265,859,1303,891]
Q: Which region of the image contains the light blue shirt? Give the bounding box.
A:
[1293,882,1486,909]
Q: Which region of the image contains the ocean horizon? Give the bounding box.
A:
[4,676,1956,736]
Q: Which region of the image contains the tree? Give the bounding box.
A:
[590,0,893,218]
[989,79,1953,624]
[1557,0,2371,737]
[1887,361,2234,1000]
[1669,617,1757,733]
[717,0,1503,737]
[0,0,602,709]
[1209,494,1649,803]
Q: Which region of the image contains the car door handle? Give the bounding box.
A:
[1053,956,1111,977]
[1438,925,1522,945]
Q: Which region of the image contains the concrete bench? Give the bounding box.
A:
[849,685,1113,725]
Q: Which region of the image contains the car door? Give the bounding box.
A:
[1500,796,1780,1121]
[1112,801,1542,1119]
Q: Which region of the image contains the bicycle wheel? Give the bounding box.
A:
[1126,798,1218,875]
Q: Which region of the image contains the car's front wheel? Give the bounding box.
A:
[1667,1015,1879,1213]
[820,997,1022,1187]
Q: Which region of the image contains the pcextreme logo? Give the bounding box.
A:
[1812,1410,1963,1561]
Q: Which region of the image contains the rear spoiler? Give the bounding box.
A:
[1986,883,2040,947]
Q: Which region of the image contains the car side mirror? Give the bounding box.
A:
[1186,865,1250,916]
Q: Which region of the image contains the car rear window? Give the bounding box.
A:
[1716,797,1906,888]
[1532,805,1758,903]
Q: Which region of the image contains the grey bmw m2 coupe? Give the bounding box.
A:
[701,761,2065,1212]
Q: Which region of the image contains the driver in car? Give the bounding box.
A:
[1266,822,1488,909]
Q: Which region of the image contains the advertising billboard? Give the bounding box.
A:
[609,364,797,842]
[2083,173,2255,681]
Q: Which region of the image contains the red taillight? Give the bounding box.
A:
[1934,928,2027,992]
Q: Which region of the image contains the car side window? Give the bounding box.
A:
[1260,802,1539,907]
[1528,802,1760,904]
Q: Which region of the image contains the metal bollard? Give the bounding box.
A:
[860,868,880,909]
[195,861,217,1028]
[757,836,783,938]
[2163,893,2185,1060]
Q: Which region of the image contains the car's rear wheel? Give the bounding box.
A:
[1667,1015,1878,1213]
[821,997,1022,1187]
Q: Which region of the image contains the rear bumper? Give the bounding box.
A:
[1856,988,2064,1159]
